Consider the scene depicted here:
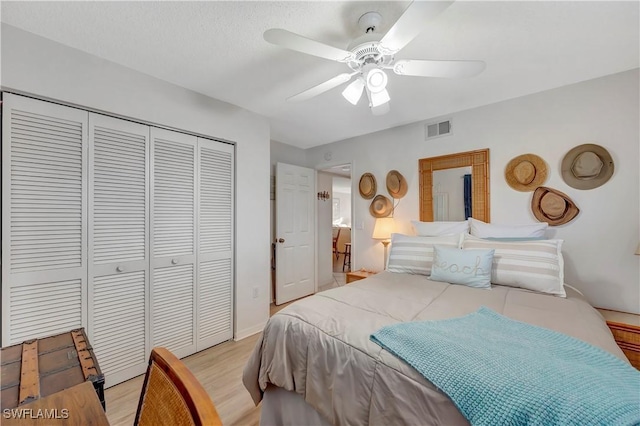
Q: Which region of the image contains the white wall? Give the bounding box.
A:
[1,24,272,339]
[306,69,640,314]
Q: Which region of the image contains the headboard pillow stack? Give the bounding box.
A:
[396,218,564,296]
[461,234,565,297]
[468,218,548,239]
[412,220,469,236]
[411,218,548,239]
[387,233,461,276]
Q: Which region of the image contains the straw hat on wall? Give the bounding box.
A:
[359,173,377,199]
[531,187,579,226]
[505,154,548,192]
[561,144,614,190]
[369,195,393,218]
[386,170,408,199]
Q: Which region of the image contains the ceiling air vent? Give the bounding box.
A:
[425,119,452,140]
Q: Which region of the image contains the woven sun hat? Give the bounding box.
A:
[369,195,393,218]
[386,170,408,199]
[505,154,548,192]
[531,187,579,226]
[359,173,377,199]
[561,143,614,190]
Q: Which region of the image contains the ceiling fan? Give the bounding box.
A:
[264,1,485,115]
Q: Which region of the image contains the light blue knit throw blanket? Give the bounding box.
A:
[371,307,640,426]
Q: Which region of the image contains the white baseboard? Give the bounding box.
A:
[235,321,267,341]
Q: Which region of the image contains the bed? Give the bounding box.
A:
[243,270,629,426]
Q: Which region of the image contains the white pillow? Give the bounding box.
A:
[468,218,548,238]
[387,233,461,275]
[412,220,469,236]
[461,234,565,297]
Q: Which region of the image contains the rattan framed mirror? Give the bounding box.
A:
[419,149,490,222]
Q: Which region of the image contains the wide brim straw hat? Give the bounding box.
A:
[359,173,377,199]
[386,170,408,199]
[531,187,579,226]
[505,154,548,192]
[561,144,614,190]
[369,195,393,218]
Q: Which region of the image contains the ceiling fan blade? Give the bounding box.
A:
[264,29,355,62]
[393,59,486,78]
[380,1,454,54]
[287,73,355,102]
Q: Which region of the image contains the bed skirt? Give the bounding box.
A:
[260,385,331,426]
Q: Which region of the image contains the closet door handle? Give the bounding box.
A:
[116,266,124,272]
[171,258,179,265]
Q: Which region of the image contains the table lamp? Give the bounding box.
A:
[372,217,395,268]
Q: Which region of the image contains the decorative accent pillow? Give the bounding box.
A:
[412,220,469,236]
[461,234,566,297]
[468,217,548,238]
[387,234,461,275]
[430,246,495,289]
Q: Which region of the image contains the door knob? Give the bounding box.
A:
[116,266,124,272]
[278,238,285,243]
[171,259,179,265]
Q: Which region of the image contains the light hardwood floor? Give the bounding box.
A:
[105,333,262,425]
[105,279,345,425]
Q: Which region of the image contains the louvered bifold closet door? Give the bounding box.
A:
[88,114,150,387]
[1,94,88,346]
[196,138,234,351]
[150,128,197,358]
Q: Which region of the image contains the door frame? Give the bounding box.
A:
[315,160,355,279]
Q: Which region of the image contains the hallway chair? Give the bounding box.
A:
[332,227,341,259]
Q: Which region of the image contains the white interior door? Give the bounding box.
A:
[275,162,315,305]
[196,138,234,351]
[150,127,197,358]
[87,113,149,387]
[2,93,88,346]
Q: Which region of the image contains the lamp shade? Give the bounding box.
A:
[635,243,640,255]
[373,217,395,240]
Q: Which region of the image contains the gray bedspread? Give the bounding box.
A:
[243,271,627,426]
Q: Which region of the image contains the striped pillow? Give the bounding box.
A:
[387,234,461,276]
[461,234,565,297]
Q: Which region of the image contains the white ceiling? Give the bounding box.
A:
[2,1,638,149]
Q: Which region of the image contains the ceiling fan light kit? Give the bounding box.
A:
[365,68,388,93]
[342,77,365,105]
[369,89,390,108]
[265,0,485,115]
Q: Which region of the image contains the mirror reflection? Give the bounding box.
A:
[432,167,472,221]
